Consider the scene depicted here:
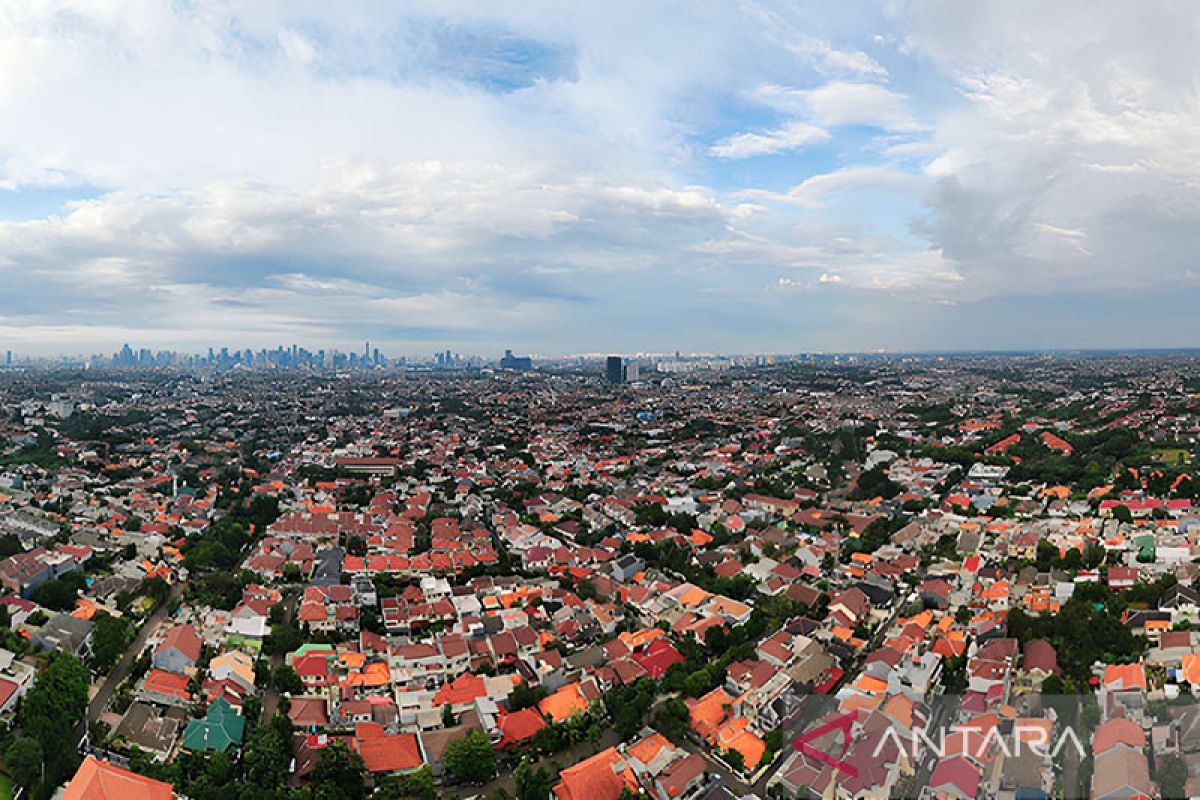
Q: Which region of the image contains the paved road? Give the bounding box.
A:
[260,589,299,723]
[75,581,185,748]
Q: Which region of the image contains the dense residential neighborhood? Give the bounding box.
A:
[2,354,1200,798]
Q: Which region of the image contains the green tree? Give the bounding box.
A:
[90,612,134,674]
[18,652,89,785]
[1041,674,1065,696]
[1160,754,1188,800]
[515,760,552,800]
[272,664,304,695]
[30,575,84,610]
[443,730,497,784]
[507,680,547,712]
[6,736,43,788]
[239,713,294,792]
[376,766,436,800]
[311,740,366,800]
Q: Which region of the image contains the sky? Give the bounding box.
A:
[2,1,1200,357]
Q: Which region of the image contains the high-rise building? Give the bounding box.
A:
[500,349,532,370]
[605,356,624,384]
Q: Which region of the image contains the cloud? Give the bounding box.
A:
[751,81,918,131]
[6,2,1200,354]
[737,166,924,207]
[710,122,829,159]
[785,36,889,79]
[893,0,1200,299]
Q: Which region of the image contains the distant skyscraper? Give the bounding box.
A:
[605,356,623,384]
[500,349,532,370]
[624,361,640,382]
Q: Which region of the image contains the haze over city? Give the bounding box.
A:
[5,2,1200,355]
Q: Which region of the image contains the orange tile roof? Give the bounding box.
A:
[63,756,175,800]
[354,730,422,773]
[433,673,487,707]
[1181,654,1200,686]
[627,732,673,765]
[689,687,735,743]
[554,746,638,800]
[716,717,766,769]
[618,628,666,651]
[143,669,191,700]
[1102,663,1147,691]
[539,682,589,723]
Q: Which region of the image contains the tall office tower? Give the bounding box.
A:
[605,356,624,384]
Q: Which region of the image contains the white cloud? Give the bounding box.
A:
[894,0,1200,297]
[751,81,918,131]
[277,28,318,65]
[7,1,1200,353]
[710,122,828,159]
[737,166,923,207]
[786,35,888,79]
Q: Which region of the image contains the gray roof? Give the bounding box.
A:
[32,613,93,654]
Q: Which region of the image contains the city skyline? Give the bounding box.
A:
[4,3,1200,354]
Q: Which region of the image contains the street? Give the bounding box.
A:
[76,581,185,747]
[260,588,299,723]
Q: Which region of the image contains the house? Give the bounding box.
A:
[652,753,707,800]
[62,756,175,800]
[0,649,35,718]
[0,548,80,597]
[182,697,245,754]
[298,584,358,634]
[827,587,871,628]
[208,650,256,695]
[1108,567,1138,591]
[114,702,183,761]
[293,652,334,688]
[496,707,547,749]
[226,594,272,641]
[611,554,644,583]
[1018,639,1060,692]
[352,723,424,775]
[154,624,203,674]
[1091,747,1154,800]
[31,612,92,657]
[927,756,981,800]
[554,746,638,800]
[539,682,591,723]
[140,668,193,707]
[0,596,36,628]
[1161,583,1200,621]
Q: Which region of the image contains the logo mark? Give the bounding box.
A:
[791,710,859,778]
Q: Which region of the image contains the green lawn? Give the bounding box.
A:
[0,774,15,800]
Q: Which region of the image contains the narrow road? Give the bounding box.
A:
[76,581,185,747]
[260,589,298,723]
